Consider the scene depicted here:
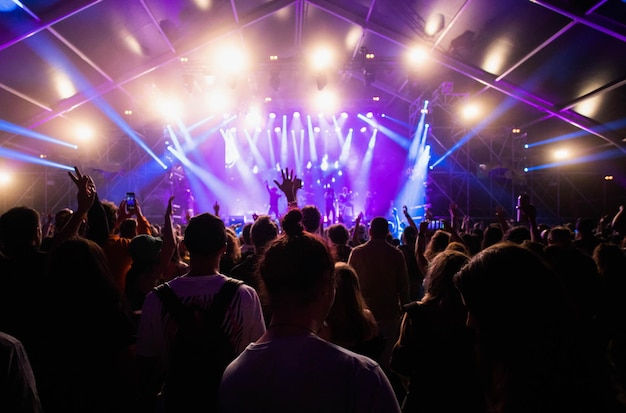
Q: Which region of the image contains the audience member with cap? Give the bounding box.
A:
[124,196,177,312]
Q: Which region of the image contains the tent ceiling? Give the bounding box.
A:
[0,0,625,163]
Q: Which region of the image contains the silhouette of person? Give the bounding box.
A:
[266,181,281,218]
[324,186,336,224]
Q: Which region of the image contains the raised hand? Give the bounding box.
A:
[71,170,96,214]
[166,196,175,217]
[69,166,96,194]
[273,168,302,202]
[419,220,429,235]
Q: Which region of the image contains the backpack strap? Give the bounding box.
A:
[206,278,243,325]
[154,282,188,325]
[154,278,243,326]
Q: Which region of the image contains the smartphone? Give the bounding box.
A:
[427,219,442,231]
[126,192,136,211]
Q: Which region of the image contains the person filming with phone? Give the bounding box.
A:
[100,191,153,294]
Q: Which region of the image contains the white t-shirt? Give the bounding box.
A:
[219,334,401,413]
[137,274,266,365]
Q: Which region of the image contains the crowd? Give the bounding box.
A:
[0,166,625,413]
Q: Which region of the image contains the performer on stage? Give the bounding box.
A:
[265,181,281,218]
[324,186,336,224]
[338,186,355,220]
[364,190,376,220]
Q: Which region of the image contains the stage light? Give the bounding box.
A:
[340,112,348,118]
[310,47,333,71]
[269,55,279,61]
[554,149,570,160]
[252,165,259,174]
[124,109,133,115]
[54,72,76,99]
[605,175,614,181]
[293,112,301,119]
[425,13,444,36]
[75,124,94,141]
[306,161,312,169]
[372,96,380,101]
[218,47,248,74]
[265,97,272,103]
[0,171,11,186]
[408,47,428,64]
[338,170,343,176]
[193,0,210,10]
[461,103,480,120]
[524,144,529,149]
[314,126,321,133]
[360,127,367,133]
[269,112,276,119]
[321,155,329,171]
[524,167,529,173]
[313,91,339,114]
[366,112,374,119]
[274,127,281,133]
[180,57,189,62]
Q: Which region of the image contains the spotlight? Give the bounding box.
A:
[76,124,94,141]
[461,103,480,120]
[360,127,367,133]
[0,171,11,185]
[269,112,277,119]
[274,127,281,133]
[340,112,348,118]
[310,47,333,71]
[366,112,374,119]
[372,96,380,102]
[408,47,428,64]
[425,13,445,36]
[605,175,614,181]
[554,149,569,160]
[293,112,301,119]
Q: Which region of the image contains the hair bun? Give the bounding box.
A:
[281,209,304,237]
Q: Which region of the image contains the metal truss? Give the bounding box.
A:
[422,81,609,224]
